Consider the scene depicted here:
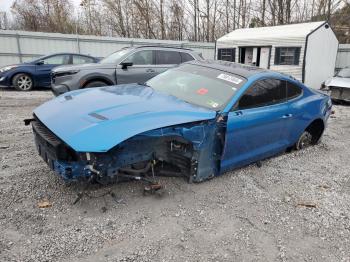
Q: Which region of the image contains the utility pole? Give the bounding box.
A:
[262,0,266,26]
[206,0,209,42]
[327,0,331,21]
[226,0,229,33]
[233,0,236,30]
[194,0,197,41]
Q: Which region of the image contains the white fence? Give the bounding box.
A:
[0,30,349,70]
[0,30,216,67]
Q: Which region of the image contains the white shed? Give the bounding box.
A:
[216,21,338,89]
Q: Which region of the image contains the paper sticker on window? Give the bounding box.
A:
[196,88,208,95]
[217,73,242,85]
[208,100,219,108]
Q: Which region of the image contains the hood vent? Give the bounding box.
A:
[88,112,108,121]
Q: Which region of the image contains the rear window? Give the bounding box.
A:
[337,68,350,78]
[286,81,302,99]
[156,51,181,64]
[73,55,95,64]
[180,52,194,63]
[237,79,286,109]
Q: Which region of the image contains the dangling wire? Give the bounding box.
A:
[151,159,156,182]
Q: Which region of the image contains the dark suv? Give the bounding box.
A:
[51,46,203,96]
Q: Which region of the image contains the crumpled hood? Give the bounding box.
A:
[325,77,350,89]
[52,62,115,73]
[34,84,216,152]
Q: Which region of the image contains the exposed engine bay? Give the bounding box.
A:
[30,115,227,185]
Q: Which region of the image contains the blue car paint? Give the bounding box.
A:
[0,53,98,88]
[34,84,217,152]
[52,121,221,181]
[32,70,332,182]
[221,72,331,172]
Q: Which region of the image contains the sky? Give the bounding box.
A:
[0,0,82,12]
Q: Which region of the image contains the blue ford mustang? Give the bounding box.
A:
[0,53,98,91]
[28,60,332,184]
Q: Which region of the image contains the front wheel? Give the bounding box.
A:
[295,131,313,150]
[12,73,33,91]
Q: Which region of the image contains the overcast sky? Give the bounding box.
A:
[0,0,82,12]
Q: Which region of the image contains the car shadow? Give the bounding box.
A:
[0,86,51,92]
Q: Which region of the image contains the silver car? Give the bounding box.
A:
[51,46,203,96]
[322,67,350,103]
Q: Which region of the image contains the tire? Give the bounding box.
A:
[84,81,108,88]
[12,73,33,91]
[295,131,313,150]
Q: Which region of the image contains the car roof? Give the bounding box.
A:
[186,60,269,78]
[43,52,95,58]
[126,45,195,52]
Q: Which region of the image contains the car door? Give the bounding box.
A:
[35,54,71,86]
[153,50,182,75]
[116,50,157,84]
[221,78,291,172]
[282,81,305,145]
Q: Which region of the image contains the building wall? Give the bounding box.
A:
[1,30,349,75]
[0,30,215,67]
[304,25,339,89]
[216,28,349,87]
[216,36,306,82]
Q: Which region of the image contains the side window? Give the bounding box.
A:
[73,55,95,64]
[274,47,301,65]
[156,51,181,64]
[180,52,194,63]
[125,50,154,65]
[237,79,286,110]
[217,48,235,62]
[286,81,302,99]
[43,55,70,65]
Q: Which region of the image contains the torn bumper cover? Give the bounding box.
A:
[32,115,226,183]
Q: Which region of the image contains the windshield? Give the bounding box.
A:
[99,48,131,64]
[337,68,350,78]
[146,64,246,110]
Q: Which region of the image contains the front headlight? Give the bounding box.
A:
[0,65,17,73]
[54,70,80,77]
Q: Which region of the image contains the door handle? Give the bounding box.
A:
[146,69,155,73]
[234,111,243,116]
[281,113,293,119]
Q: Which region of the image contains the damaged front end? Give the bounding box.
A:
[31,115,227,184]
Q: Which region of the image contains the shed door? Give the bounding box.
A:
[260,47,270,69]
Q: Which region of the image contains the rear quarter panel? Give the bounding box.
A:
[287,87,330,144]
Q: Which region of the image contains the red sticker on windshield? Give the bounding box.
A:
[196,88,208,95]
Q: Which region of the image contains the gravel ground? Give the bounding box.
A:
[0,89,350,262]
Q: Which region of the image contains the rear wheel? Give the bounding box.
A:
[84,81,108,88]
[12,73,33,91]
[295,131,313,150]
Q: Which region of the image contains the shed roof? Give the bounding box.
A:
[217,21,326,43]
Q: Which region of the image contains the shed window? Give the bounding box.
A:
[218,48,235,62]
[274,47,300,65]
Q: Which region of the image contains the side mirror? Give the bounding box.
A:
[120,62,133,69]
[36,60,44,65]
